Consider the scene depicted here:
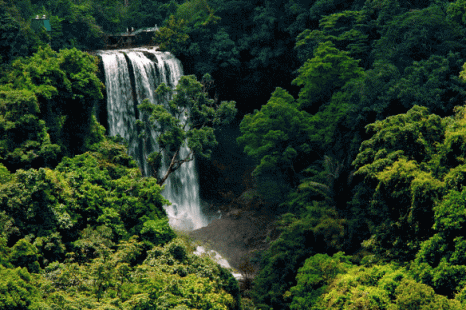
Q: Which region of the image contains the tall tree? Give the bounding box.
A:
[137,74,236,185]
[352,105,446,261]
[238,87,311,202]
[292,41,363,113]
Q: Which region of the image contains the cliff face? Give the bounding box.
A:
[189,204,279,270]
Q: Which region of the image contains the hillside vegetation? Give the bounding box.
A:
[3,0,466,309]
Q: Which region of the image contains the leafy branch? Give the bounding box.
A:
[137,74,236,185]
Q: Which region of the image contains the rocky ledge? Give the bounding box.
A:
[189,206,278,271]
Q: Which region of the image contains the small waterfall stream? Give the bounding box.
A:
[98,47,208,231]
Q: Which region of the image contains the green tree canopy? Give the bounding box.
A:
[352,103,466,268]
[352,105,447,261]
[0,1,39,64]
[4,45,104,158]
[288,252,353,310]
[386,53,466,116]
[371,3,465,70]
[0,139,173,266]
[295,10,372,66]
[0,89,60,171]
[0,237,241,309]
[314,264,463,309]
[154,14,190,56]
[238,87,311,201]
[252,201,347,310]
[292,41,363,112]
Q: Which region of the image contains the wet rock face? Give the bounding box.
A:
[189,206,277,270]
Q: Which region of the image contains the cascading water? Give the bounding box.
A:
[98,47,208,231]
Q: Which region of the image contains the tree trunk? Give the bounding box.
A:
[157,150,179,186]
[157,149,194,186]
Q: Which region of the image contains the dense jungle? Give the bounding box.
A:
[3,0,466,309]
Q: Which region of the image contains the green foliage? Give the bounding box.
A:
[37,0,174,50]
[46,0,103,50]
[252,213,316,310]
[0,136,211,308]
[139,238,240,309]
[24,237,240,309]
[156,0,242,83]
[0,168,75,251]
[292,1,466,170]
[350,103,466,301]
[175,0,212,24]
[251,99,466,308]
[5,1,466,310]
[314,263,462,309]
[209,28,240,69]
[386,53,466,115]
[0,89,60,171]
[51,237,238,309]
[4,45,104,158]
[11,0,173,51]
[233,0,313,84]
[309,0,362,21]
[288,252,353,309]
[296,10,372,65]
[352,105,448,261]
[154,0,313,115]
[252,201,347,310]
[0,238,10,268]
[154,15,190,56]
[9,239,40,273]
[335,60,402,131]
[140,218,175,248]
[0,163,10,183]
[292,41,364,111]
[291,154,369,250]
[331,52,466,167]
[138,74,236,185]
[238,87,311,201]
[0,139,172,265]
[306,89,359,159]
[155,0,222,64]
[90,0,127,34]
[0,265,41,309]
[372,4,465,70]
[0,1,43,65]
[411,186,466,296]
[58,140,172,246]
[127,0,174,31]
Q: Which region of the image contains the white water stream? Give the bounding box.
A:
[99,47,208,231]
[194,246,242,280]
[99,48,239,278]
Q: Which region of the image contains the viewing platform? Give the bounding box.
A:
[102,26,159,49]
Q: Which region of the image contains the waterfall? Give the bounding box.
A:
[98,47,208,231]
